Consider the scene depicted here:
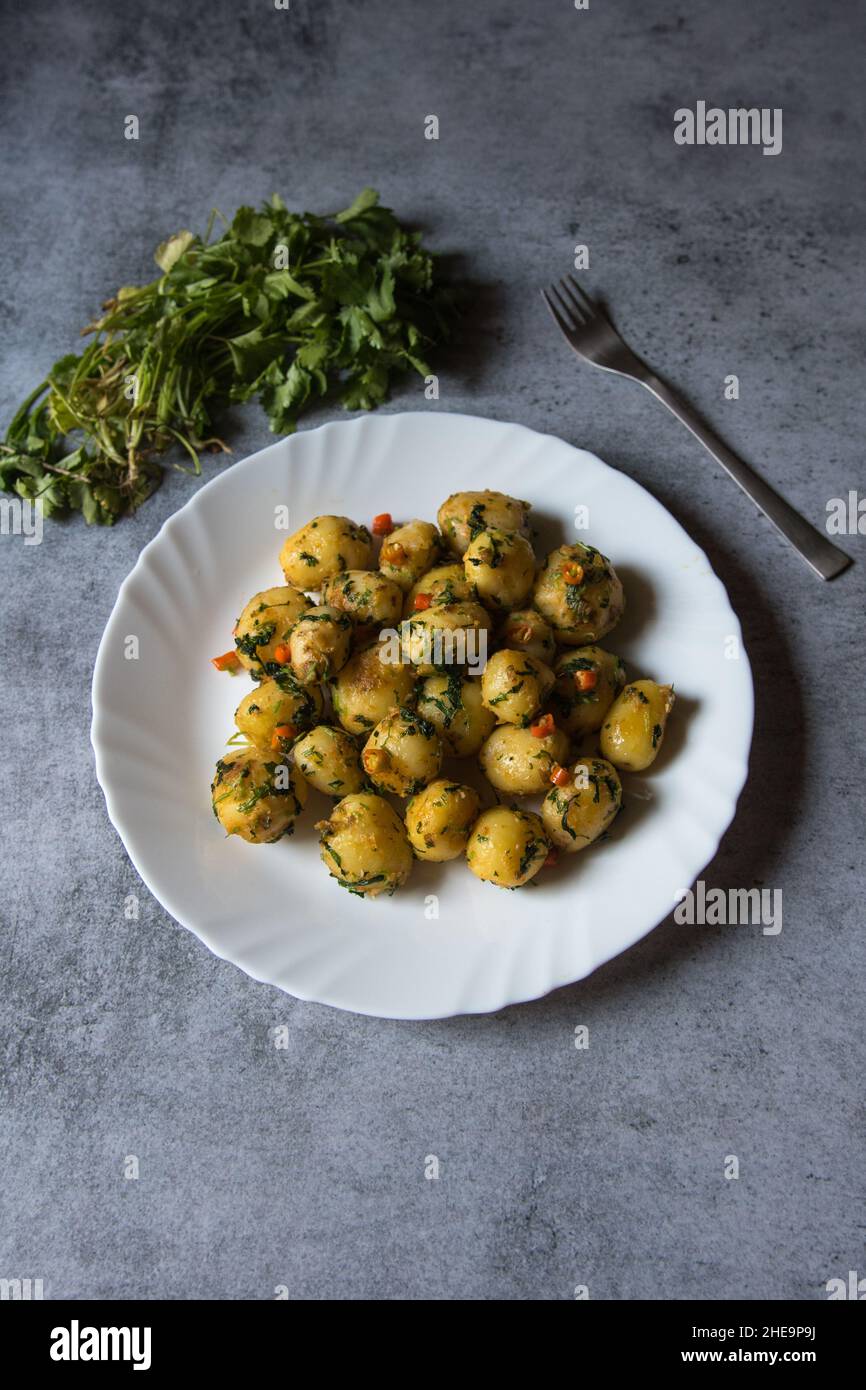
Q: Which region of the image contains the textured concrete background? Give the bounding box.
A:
[1,0,864,1300]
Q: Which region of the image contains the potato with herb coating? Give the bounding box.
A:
[293,725,366,799]
[322,570,403,632]
[498,608,556,665]
[550,645,626,736]
[479,723,570,796]
[481,650,555,727]
[416,672,496,757]
[465,807,549,888]
[533,542,625,646]
[599,679,675,771]
[235,672,324,753]
[438,490,531,557]
[397,601,492,675]
[542,757,622,852]
[234,586,311,678]
[403,563,473,617]
[405,780,481,862]
[378,520,441,591]
[464,527,535,611]
[362,707,443,796]
[317,793,413,898]
[289,605,353,684]
[280,515,373,589]
[330,640,417,735]
[211,749,306,843]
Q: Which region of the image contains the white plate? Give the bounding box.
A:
[91,412,753,1018]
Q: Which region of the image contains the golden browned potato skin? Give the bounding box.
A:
[211,748,307,843]
[378,520,442,591]
[438,490,531,557]
[397,601,493,676]
[416,673,496,757]
[465,807,550,888]
[403,564,473,617]
[234,586,311,678]
[361,707,443,796]
[405,780,482,862]
[210,493,686,902]
[316,793,413,897]
[235,673,324,753]
[550,646,626,736]
[463,527,536,611]
[478,723,570,795]
[323,570,404,633]
[533,543,625,646]
[288,605,353,684]
[280,515,373,589]
[599,680,675,771]
[293,725,367,798]
[541,757,622,852]
[330,641,417,735]
[480,650,555,727]
[497,608,556,665]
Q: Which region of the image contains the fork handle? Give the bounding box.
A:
[639,372,851,580]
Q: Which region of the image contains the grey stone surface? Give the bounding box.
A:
[1,0,864,1301]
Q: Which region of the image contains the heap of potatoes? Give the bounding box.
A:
[210,490,675,897]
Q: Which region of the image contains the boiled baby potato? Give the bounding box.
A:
[465,806,549,889]
[279,515,373,589]
[497,608,556,665]
[378,520,441,592]
[234,586,311,678]
[533,542,625,646]
[289,605,352,684]
[362,707,443,796]
[317,793,413,897]
[599,679,675,772]
[479,722,570,796]
[481,650,555,726]
[397,601,492,676]
[403,563,473,617]
[322,569,403,634]
[405,780,481,862]
[542,757,622,852]
[211,748,306,844]
[293,725,366,799]
[416,672,496,757]
[330,640,417,735]
[438,490,531,557]
[551,645,626,735]
[463,527,535,611]
[235,672,324,753]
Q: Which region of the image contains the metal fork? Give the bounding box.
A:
[542,275,851,581]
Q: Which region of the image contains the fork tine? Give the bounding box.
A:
[556,280,588,326]
[565,274,597,316]
[541,286,576,337]
[549,282,581,329]
[560,275,595,323]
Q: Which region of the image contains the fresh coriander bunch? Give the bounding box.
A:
[0,189,456,525]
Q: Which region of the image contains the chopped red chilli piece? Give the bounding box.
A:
[530,713,555,738]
